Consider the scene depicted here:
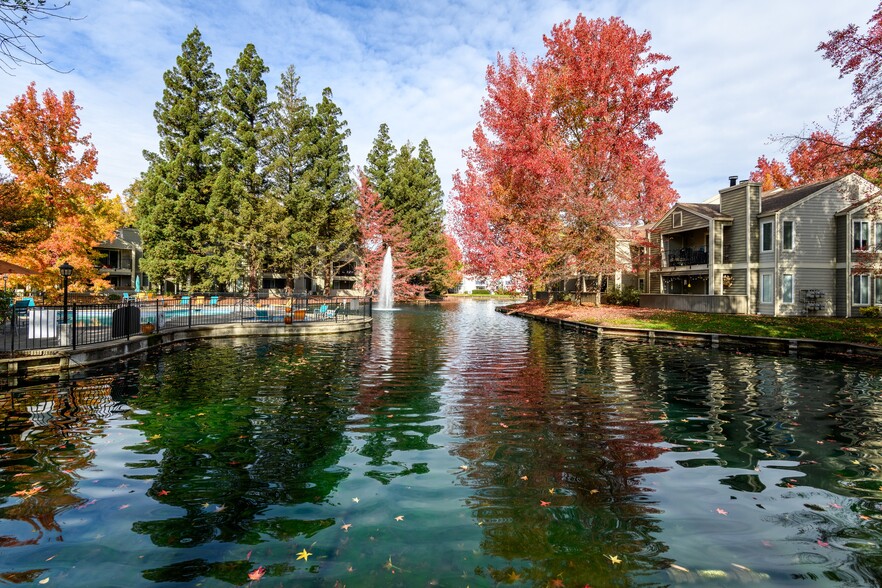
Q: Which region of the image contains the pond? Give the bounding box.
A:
[2,300,882,586]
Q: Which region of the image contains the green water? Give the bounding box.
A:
[2,300,882,586]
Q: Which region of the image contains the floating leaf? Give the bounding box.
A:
[296,549,312,562]
[716,508,728,516]
[606,554,622,564]
[247,566,266,581]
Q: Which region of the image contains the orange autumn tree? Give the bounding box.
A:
[451,15,678,296]
[0,83,124,296]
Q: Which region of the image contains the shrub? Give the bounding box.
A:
[107,293,122,301]
[471,289,491,295]
[604,286,640,307]
[859,306,881,318]
[0,290,14,323]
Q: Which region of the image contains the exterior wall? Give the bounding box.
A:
[748,184,761,265]
[719,184,750,265]
[835,268,848,316]
[650,274,661,294]
[640,294,749,314]
[775,267,835,317]
[655,207,709,233]
[835,215,848,264]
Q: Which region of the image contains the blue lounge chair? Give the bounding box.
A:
[313,304,328,320]
[209,295,219,305]
[180,295,190,306]
[122,292,129,300]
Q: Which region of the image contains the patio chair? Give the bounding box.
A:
[313,304,329,319]
[180,295,190,306]
[122,292,129,300]
[326,306,340,320]
[193,296,205,305]
[209,295,219,305]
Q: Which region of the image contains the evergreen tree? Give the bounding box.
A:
[303,88,356,294]
[264,65,315,290]
[136,27,221,291]
[386,139,449,294]
[365,123,396,200]
[207,43,270,292]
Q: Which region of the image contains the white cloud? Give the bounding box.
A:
[0,0,874,207]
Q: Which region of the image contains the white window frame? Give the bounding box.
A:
[672,211,682,228]
[853,274,870,305]
[761,221,773,252]
[760,272,773,304]
[782,274,794,304]
[854,220,869,251]
[782,221,794,251]
[875,276,882,305]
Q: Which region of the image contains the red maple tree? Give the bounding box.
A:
[451,15,678,294]
[354,172,421,300]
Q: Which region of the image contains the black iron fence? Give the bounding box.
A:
[1,294,372,356]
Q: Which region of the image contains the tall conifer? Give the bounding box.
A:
[304,88,356,294]
[207,43,270,291]
[136,27,221,291]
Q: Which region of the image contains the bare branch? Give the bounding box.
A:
[0,1,77,74]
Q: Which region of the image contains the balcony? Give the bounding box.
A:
[667,247,708,267]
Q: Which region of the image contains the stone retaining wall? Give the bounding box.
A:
[500,308,881,363]
[1,318,372,386]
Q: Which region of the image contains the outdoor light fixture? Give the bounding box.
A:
[59,261,73,324]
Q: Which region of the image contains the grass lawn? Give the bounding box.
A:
[506,301,882,347]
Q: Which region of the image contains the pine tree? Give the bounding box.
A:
[136,27,221,291]
[303,88,356,294]
[264,65,316,290]
[386,139,449,294]
[206,43,270,292]
[365,123,396,200]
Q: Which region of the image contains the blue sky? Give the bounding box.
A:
[0,0,874,205]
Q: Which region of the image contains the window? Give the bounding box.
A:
[876,222,882,251]
[854,220,869,250]
[782,221,794,251]
[638,278,645,293]
[876,277,882,305]
[782,274,794,304]
[672,211,682,228]
[761,221,773,252]
[853,274,870,305]
[760,273,773,303]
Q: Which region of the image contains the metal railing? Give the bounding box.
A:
[1,294,372,356]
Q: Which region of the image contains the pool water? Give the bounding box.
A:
[1,300,882,586]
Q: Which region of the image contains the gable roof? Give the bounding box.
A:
[760,176,842,214]
[677,202,732,221]
[835,189,882,215]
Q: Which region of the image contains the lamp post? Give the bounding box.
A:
[59,262,73,324]
[2,273,7,291]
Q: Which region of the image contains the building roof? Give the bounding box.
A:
[759,176,842,214]
[677,202,732,220]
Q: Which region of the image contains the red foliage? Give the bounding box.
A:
[452,15,678,292]
[354,172,421,300]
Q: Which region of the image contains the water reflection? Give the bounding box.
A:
[0,301,881,586]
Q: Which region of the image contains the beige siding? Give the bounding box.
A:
[782,183,858,266]
[650,274,661,294]
[655,207,709,233]
[719,184,751,264]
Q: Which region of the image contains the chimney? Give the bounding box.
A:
[728,175,738,187]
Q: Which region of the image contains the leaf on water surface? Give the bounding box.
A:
[247,566,266,581]
[394,515,404,521]
[296,549,312,562]
[606,555,622,565]
[39,579,49,585]
[817,540,829,547]
[499,423,508,428]
[119,504,130,510]
[520,475,528,481]
[158,490,169,496]
[548,488,555,495]
[341,524,351,531]
[716,508,728,516]
[352,497,359,503]
[540,501,551,507]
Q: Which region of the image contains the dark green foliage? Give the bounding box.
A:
[301,88,356,292]
[365,123,395,201]
[604,286,640,306]
[264,65,315,288]
[136,27,221,290]
[206,43,271,292]
[859,305,881,318]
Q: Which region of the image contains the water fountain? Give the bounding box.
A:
[376,246,394,310]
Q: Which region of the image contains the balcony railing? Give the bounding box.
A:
[667,248,708,267]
